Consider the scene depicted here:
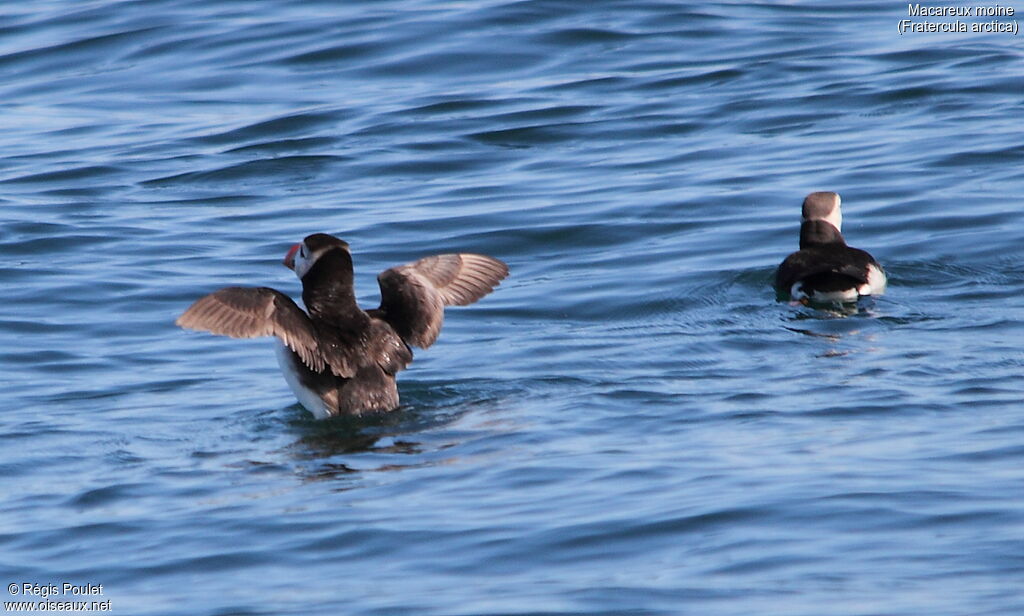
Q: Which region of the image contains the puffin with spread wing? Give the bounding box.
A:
[177,233,508,418]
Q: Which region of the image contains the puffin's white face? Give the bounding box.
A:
[283,242,315,278]
[825,194,842,231]
[802,192,843,232]
[283,234,350,279]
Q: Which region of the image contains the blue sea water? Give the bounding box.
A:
[2,1,1024,614]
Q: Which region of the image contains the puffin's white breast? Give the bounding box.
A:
[792,281,860,304]
[865,264,887,295]
[274,341,331,419]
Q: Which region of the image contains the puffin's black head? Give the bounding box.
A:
[801,191,842,231]
[283,233,351,279]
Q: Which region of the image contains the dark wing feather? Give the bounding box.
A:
[375,254,508,348]
[839,246,879,280]
[176,287,327,374]
[776,246,875,291]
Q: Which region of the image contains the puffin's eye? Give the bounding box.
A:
[299,246,306,258]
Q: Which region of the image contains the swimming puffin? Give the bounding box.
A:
[775,192,886,304]
[176,233,508,418]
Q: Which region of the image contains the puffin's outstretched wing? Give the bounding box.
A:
[373,254,508,349]
[176,287,328,374]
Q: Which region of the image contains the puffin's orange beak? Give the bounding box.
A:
[283,244,299,270]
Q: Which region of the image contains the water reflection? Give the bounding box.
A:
[288,423,429,482]
[279,391,508,481]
